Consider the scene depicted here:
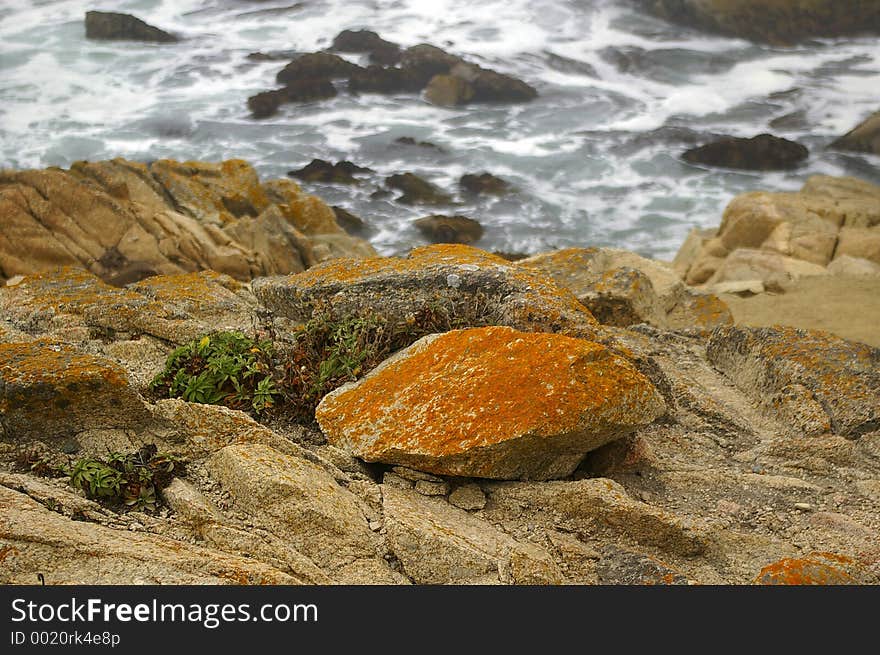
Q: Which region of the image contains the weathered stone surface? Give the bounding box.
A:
[826,256,880,277]
[84,11,177,43]
[348,65,424,94]
[836,227,880,266]
[707,326,880,437]
[424,74,474,106]
[682,134,808,171]
[413,215,484,244]
[449,63,538,103]
[597,547,691,585]
[753,552,859,585]
[832,109,880,155]
[641,0,880,44]
[276,52,362,85]
[519,248,732,330]
[317,326,665,480]
[253,244,599,337]
[708,249,828,287]
[381,484,564,584]
[207,443,392,580]
[0,158,374,284]
[0,485,298,584]
[448,483,487,510]
[0,339,152,443]
[385,173,452,205]
[482,478,707,556]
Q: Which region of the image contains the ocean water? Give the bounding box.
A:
[1,0,878,260]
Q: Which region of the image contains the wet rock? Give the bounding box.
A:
[288,159,372,185]
[400,44,465,86]
[641,0,880,45]
[252,243,599,337]
[331,29,401,65]
[424,74,474,106]
[459,172,509,195]
[316,326,665,480]
[385,173,452,205]
[276,52,362,85]
[0,339,153,444]
[707,325,880,437]
[348,65,424,94]
[449,63,538,103]
[0,486,299,584]
[832,109,880,155]
[413,214,484,244]
[283,77,338,103]
[381,484,564,584]
[84,11,178,43]
[331,206,368,235]
[247,89,284,118]
[682,134,808,171]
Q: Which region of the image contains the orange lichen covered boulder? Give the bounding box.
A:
[253,244,599,338]
[753,552,858,585]
[316,326,665,480]
[707,326,880,437]
[0,339,152,442]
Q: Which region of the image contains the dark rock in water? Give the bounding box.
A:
[330,29,402,65]
[414,215,484,244]
[394,137,445,152]
[460,172,509,195]
[276,52,362,85]
[493,251,530,262]
[385,173,452,205]
[401,44,465,86]
[331,206,368,235]
[544,52,598,78]
[639,0,880,45]
[769,110,810,131]
[283,78,338,102]
[831,109,880,156]
[247,89,286,119]
[424,75,474,107]
[682,134,808,171]
[370,188,392,200]
[288,159,372,185]
[450,63,537,103]
[348,65,425,94]
[85,11,178,43]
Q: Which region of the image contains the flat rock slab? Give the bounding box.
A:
[0,339,151,442]
[707,326,880,437]
[317,325,665,480]
[253,243,598,337]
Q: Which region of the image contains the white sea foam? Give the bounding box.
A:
[1,0,878,258]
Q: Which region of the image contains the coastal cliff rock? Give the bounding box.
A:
[640,0,880,45]
[0,158,375,285]
[674,175,880,289]
[316,326,666,479]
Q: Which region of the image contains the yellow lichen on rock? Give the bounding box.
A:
[317,325,665,480]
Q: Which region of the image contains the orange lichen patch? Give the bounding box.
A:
[317,326,664,478]
[754,552,858,585]
[282,193,343,235]
[675,293,733,328]
[129,270,245,313]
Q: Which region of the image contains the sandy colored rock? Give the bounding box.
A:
[0,485,299,584]
[826,256,880,277]
[0,339,153,443]
[318,326,665,480]
[707,248,828,287]
[425,74,475,106]
[381,484,564,584]
[448,483,487,510]
[707,326,880,437]
[835,227,880,266]
[207,443,391,581]
[519,247,731,329]
[253,244,599,338]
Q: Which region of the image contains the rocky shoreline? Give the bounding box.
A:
[1,153,879,585]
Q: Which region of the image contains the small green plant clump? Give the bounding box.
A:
[150,331,278,414]
[66,445,185,512]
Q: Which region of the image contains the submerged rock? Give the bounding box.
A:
[317,326,665,479]
[682,134,808,171]
[459,172,509,195]
[413,214,484,244]
[288,159,372,185]
[84,11,178,43]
